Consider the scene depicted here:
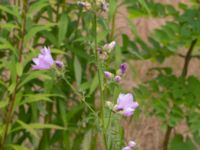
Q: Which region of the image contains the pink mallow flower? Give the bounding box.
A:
[32,47,63,70]
[115,93,139,117]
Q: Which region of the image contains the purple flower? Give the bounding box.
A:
[122,146,131,150]
[120,63,128,74]
[128,141,136,148]
[114,75,121,82]
[32,47,63,70]
[104,71,113,79]
[32,47,54,70]
[115,93,139,117]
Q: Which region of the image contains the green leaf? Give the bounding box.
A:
[58,13,68,46]
[74,56,82,86]
[18,71,51,88]
[24,24,55,43]
[16,120,39,138]
[0,38,17,56]
[0,5,20,19]
[82,130,92,150]
[7,145,28,150]
[28,0,48,14]
[169,134,196,150]
[138,0,151,15]
[16,62,23,77]
[0,100,8,109]
[14,120,65,136]
[8,82,16,94]
[1,23,19,31]
[109,0,117,18]
[19,94,54,106]
[26,123,65,130]
[89,73,99,95]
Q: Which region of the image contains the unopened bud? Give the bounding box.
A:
[104,71,113,79]
[103,41,116,53]
[77,1,91,9]
[128,141,136,148]
[114,75,121,82]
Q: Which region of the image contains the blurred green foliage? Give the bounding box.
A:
[124,0,200,149]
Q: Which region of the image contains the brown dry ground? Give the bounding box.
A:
[116,0,200,150]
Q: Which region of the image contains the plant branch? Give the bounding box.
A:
[162,39,197,150]
[0,1,28,149]
[93,4,108,150]
[177,53,200,59]
[181,39,197,77]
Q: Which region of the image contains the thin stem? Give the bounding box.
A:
[62,75,97,115]
[1,0,28,148]
[93,10,108,150]
[181,39,197,77]
[162,39,197,150]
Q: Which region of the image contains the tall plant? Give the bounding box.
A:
[0,0,139,150]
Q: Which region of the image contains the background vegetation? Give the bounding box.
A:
[0,0,200,150]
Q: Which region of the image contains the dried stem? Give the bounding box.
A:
[181,39,197,77]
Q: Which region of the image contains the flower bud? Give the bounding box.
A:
[77,1,91,10]
[106,101,114,110]
[122,146,131,150]
[120,63,128,74]
[104,71,113,79]
[103,41,116,53]
[101,1,109,12]
[114,75,121,82]
[55,60,64,69]
[128,141,136,148]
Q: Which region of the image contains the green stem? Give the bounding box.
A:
[0,1,28,149]
[93,9,108,150]
[109,12,116,41]
[62,75,97,115]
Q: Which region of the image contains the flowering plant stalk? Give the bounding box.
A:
[0,0,140,150]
